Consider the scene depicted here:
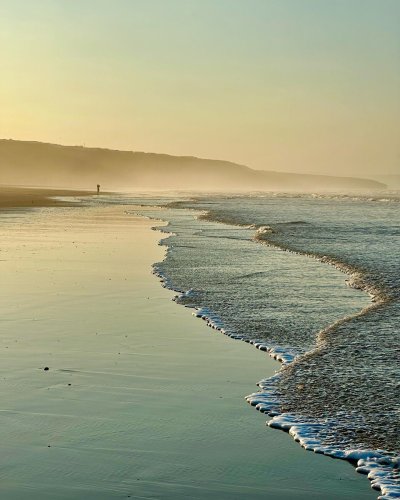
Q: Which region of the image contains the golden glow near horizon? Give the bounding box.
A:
[0,0,399,176]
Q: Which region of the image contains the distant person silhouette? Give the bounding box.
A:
[97,184,100,194]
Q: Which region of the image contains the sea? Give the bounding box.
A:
[91,191,399,499]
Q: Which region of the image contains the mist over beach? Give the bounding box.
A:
[0,1,399,499]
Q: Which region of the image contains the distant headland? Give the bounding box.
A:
[0,139,387,192]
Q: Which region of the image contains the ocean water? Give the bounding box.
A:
[91,193,399,499]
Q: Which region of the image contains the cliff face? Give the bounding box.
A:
[0,139,386,191]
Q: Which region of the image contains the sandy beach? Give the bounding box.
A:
[0,195,375,499]
[0,186,95,209]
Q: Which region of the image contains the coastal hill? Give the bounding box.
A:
[370,175,400,190]
[0,139,386,192]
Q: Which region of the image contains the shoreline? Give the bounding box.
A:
[151,200,398,499]
[138,203,391,499]
[0,199,376,499]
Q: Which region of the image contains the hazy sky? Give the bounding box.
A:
[1,0,399,175]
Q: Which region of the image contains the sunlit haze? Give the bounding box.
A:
[1,0,399,176]
[1,3,400,498]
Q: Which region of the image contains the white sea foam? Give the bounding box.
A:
[187,300,399,498]
[255,225,275,235]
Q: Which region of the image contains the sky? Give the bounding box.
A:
[1,0,399,176]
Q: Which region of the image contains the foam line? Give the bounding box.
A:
[137,207,399,500]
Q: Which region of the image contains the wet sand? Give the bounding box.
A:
[0,203,375,499]
[0,185,94,209]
